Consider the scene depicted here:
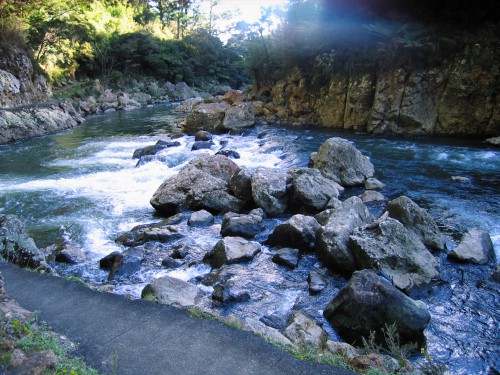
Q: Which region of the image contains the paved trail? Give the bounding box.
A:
[0,263,355,375]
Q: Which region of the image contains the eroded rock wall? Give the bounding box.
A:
[268,50,499,137]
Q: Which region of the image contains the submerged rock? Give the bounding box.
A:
[191,140,214,151]
[194,130,213,141]
[0,214,48,270]
[364,177,385,190]
[108,248,143,281]
[323,269,431,344]
[116,219,183,247]
[141,275,203,307]
[251,168,288,215]
[266,215,320,251]
[313,137,374,186]
[132,140,180,159]
[386,195,445,251]
[291,168,344,212]
[204,237,261,269]
[448,229,494,264]
[272,248,300,269]
[316,197,374,274]
[349,218,440,290]
[216,149,240,159]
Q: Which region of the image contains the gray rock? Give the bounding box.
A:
[212,283,250,303]
[386,195,445,251]
[229,167,253,202]
[150,155,241,215]
[448,229,494,264]
[245,318,295,348]
[349,218,440,290]
[55,243,86,264]
[183,102,229,134]
[199,190,247,214]
[188,210,214,226]
[165,81,199,101]
[313,137,374,186]
[175,97,203,112]
[364,177,385,190]
[308,271,328,294]
[291,168,344,212]
[205,237,261,268]
[451,176,471,183]
[195,130,213,141]
[116,220,183,247]
[283,311,328,347]
[108,248,143,281]
[251,168,288,215]
[316,197,374,274]
[141,275,203,307]
[0,214,48,269]
[133,140,180,159]
[266,215,320,251]
[216,149,240,159]
[191,140,214,151]
[222,102,255,130]
[221,211,264,238]
[323,269,431,344]
[359,190,385,203]
[485,136,500,147]
[492,265,500,282]
[272,248,300,269]
[99,251,122,270]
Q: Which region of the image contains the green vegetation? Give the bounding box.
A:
[0,0,247,87]
[0,311,99,374]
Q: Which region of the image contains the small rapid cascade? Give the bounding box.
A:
[0,105,498,374]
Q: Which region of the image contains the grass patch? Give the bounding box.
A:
[1,312,99,374]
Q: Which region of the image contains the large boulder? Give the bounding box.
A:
[316,197,374,274]
[150,155,245,215]
[349,218,440,290]
[266,214,320,251]
[204,237,261,269]
[313,137,374,186]
[141,276,203,307]
[229,167,253,202]
[164,81,199,101]
[222,102,256,130]
[221,209,264,238]
[251,168,288,215]
[291,168,344,212]
[448,229,494,264]
[386,196,445,251]
[323,269,431,344]
[0,214,47,269]
[183,102,229,134]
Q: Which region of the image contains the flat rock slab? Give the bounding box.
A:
[0,263,353,375]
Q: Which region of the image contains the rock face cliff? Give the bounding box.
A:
[0,46,82,144]
[266,49,499,137]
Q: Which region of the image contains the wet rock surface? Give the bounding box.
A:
[266,215,320,251]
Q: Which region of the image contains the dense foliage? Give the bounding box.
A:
[0,0,247,86]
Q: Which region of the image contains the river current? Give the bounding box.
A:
[0,105,498,374]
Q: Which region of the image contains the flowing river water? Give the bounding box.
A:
[0,105,498,374]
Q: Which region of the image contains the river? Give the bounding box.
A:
[0,105,498,374]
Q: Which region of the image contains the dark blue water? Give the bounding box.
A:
[0,106,498,373]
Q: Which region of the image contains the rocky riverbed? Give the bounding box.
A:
[1,115,498,374]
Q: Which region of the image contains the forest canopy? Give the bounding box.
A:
[0,0,498,89]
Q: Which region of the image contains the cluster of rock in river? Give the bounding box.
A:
[1,132,498,372]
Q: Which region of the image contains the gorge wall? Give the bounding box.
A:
[0,46,82,144]
[267,48,499,137]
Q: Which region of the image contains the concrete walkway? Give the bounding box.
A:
[0,263,355,375]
